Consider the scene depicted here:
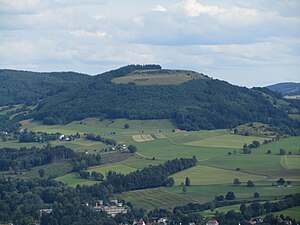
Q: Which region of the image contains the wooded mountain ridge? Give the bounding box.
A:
[1,65,299,131]
[266,82,300,96]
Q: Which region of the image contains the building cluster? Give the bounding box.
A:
[93,199,128,217]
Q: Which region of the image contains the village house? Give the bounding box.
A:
[93,199,128,217]
[206,220,219,225]
[157,218,168,225]
[133,219,146,225]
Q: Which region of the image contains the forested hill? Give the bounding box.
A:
[32,65,298,131]
[267,82,300,96]
[0,69,91,106]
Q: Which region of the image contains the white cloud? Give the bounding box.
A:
[0,0,40,12]
[152,5,167,12]
[70,30,108,38]
[179,0,224,16]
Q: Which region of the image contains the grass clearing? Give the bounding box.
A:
[258,136,300,154]
[268,206,300,221]
[201,154,283,172]
[112,69,207,86]
[23,161,73,179]
[280,156,300,169]
[132,134,155,142]
[88,163,136,177]
[120,183,300,211]
[55,173,100,188]
[22,118,175,144]
[185,134,270,149]
[171,165,266,186]
[120,156,164,169]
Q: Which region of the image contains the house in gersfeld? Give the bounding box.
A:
[206,219,219,225]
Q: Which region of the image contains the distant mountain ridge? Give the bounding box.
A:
[266,82,300,96]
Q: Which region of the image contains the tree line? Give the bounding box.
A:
[0,145,102,173]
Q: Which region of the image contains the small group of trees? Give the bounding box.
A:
[276,178,292,186]
[85,133,117,146]
[78,170,104,181]
[128,144,137,153]
[233,178,255,187]
[242,140,261,154]
[18,129,80,143]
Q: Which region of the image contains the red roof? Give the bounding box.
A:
[207,220,219,225]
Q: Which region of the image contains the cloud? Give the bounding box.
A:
[152,5,167,12]
[179,0,224,16]
[70,30,108,38]
[0,0,40,13]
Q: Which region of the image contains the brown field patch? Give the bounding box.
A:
[132,134,155,142]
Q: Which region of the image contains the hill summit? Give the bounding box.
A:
[31,65,296,131]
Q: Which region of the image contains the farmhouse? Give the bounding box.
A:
[206,220,219,225]
[133,219,146,225]
[93,199,128,217]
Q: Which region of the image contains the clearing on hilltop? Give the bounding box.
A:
[112,69,208,85]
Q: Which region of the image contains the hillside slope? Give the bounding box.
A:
[33,65,297,130]
[0,69,91,106]
[267,82,300,96]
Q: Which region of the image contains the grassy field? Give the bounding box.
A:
[269,206,300,221]
[184,134,269,149]
[258,136,300,154]
[88,163,136,176]
[119,183,300,211]
[171,164,266,186]
[0,140,46,149]
[8,118,300,211]
[55,173,100,188]
[281,156,300,169]
[56,156,164,187]
[112,69,206,86]
[23,161,73,179]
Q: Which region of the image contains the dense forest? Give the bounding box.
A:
[0,157,198,225]
[30,65,299,131]
[0,145,101,173]
[0,69,90,106]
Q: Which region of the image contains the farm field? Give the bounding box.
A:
[268,206,300,221]
[5,118,300,211]
[171,164,266,186]
[0,140,45,149]
[88,163,136,176]
[184,134,269,149]
[23,161,73,179]
[281,156,300,169]
[119,183,300,211]
[56,156,164,187]
[55,173,100,188]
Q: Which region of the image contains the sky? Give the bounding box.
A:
[0,0,299,87]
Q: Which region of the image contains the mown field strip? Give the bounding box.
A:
[171,164,267,186]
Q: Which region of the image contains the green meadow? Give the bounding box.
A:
[171,164,266,186]
[269,206,300,221]
[3,118,299,211]
[184,134,269,149]
[55,173,100,188]
[119,183,300,211]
